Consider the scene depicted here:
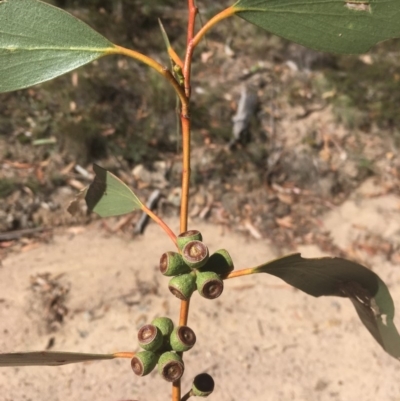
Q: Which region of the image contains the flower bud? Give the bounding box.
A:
[137,324,163,352]
[191,373,215,397]
[182,240,209,269]
[202,249,234,275]
[168,273,197,301]
[196,271,224,299]
[158,351,184,382]
[159,251,191,276]
[170,325,196,352]
[177,229,203,250]
[131,351,158,377]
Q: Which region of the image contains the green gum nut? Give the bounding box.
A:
[137,324,163,352]
[191,373,215,397]
[196,271,224,300]
[170,325,196,352]
[158,351,184,382]
[159,251,191,276]
[151,317,174,351]
[168,273,197,301]
[131,351,158,377]
[177,229,203,251]
[202,249,234,275]
[182,240,209,269]
[151,317,174,338]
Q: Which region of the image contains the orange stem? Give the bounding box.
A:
[171,4,198,401]
[179,299,191,326]
[172,381,181,401]
[192,6,237,48]
[223,267,257,280]
[112,352,135,359]
[179,110,191,234]
[168,47,184,69]
[108,45,187,107]
[183,0,198,97]
[141,204,178,248]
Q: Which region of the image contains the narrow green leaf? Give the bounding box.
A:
[85,164,143,218]
[0,0,115,92]
[0,351,115,366]
[254,254,400,360]
[158,18,172,52]
[233,0,400,54]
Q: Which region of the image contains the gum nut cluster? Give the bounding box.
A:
[131,317,196,381]
[159,230,234,301]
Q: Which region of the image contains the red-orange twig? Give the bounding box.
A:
[223,267,256,280]
[192,6,236,48]
[168,47,184,69]
[172,4,198,401]
[141,204,178,248]
[179,111,191,233]
[112,352,135,359]
[183,0,198,97]
[179,299,191,326]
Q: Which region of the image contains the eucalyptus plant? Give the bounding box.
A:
[1,0,400,400]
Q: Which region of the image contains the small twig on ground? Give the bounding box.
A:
[0,227,52,242]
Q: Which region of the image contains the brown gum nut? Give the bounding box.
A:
[177,229,203,251]
[159,251,191,276]
[182,240,209,269]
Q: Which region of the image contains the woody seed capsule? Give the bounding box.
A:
[191,373,215,397]
[168,273,197,301]
[131,351,158,377]
[158,351,184,382]
[159,251,191,276]
[201,249,234,275]
[177,229,203,251]
[196,271,224,299]
[170,325,196,352]
[151,317,174,351]
[137,324,163,352]
[182,240,209,269]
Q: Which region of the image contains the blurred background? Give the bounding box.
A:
[1,0,400,261]
[1,2,400,401]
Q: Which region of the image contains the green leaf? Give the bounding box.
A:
[0,351,115,366]
[85,164,143,217]
[233,0,400,54]
[254,254,400,360]
[0,0,115,93]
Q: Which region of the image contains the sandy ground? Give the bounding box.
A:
[1,178,400,401]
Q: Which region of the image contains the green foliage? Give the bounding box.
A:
[234,0,400,53]
[255,253,400,360]
[1,0,400,398]
[0,0,114,92]
[85,164,143,217]
[0,351,115,366]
